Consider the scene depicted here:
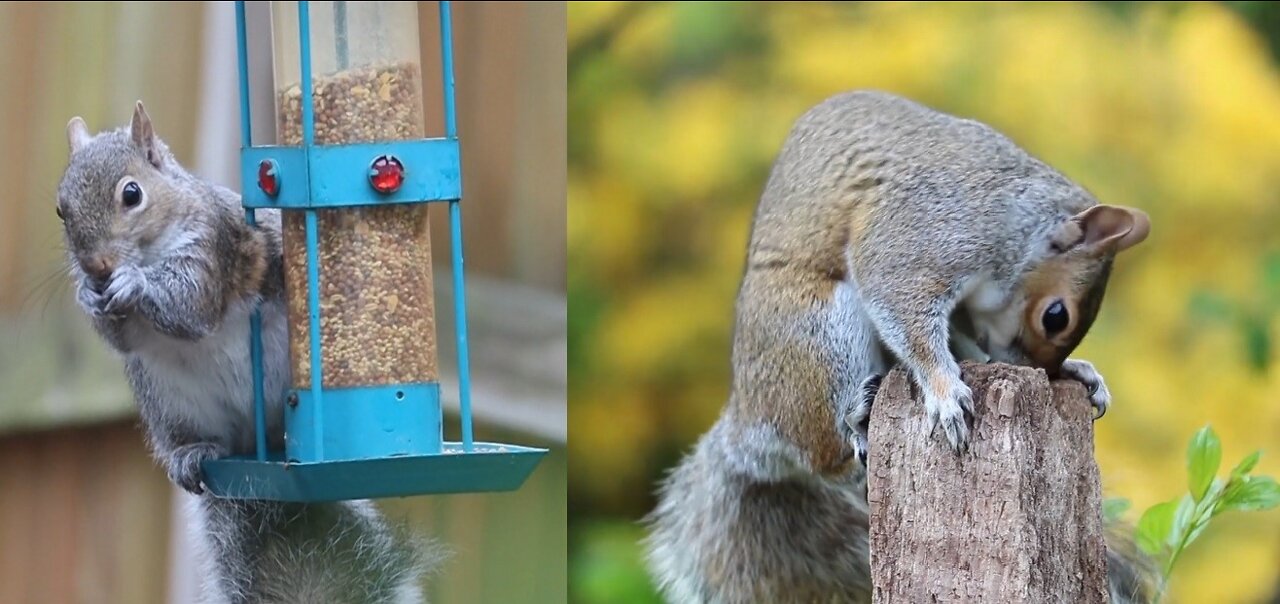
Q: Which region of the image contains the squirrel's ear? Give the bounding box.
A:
[130,100,162,169]
[1072,205,1150,255]
[67,117,91,154]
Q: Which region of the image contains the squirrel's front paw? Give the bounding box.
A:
[102,264,148,315]
[76,280,107,316]
[76,278,120,319]
[1059,359,1110,419]
[923,380,974,454]
[167,442,227,495]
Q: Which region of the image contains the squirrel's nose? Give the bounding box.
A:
[80,255,115,282]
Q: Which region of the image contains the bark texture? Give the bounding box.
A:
[867,363,1109,604]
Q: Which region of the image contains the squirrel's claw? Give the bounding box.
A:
[926,382,974,454]
[1089,380,1106,420]
[1059,358,1111,421]
[859,374,883,413]
[853,433,868,468]
[842,374,882,467]
[102,264,147,315]
[76,279,104,313]
[167,442,227,495]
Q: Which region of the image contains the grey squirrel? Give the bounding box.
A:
[58,102,441,604]
[643,91,1155,603]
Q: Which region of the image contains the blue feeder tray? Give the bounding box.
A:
[202,443,547,503]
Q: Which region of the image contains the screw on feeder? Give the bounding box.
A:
[369,155,406,194]
[287,392,299,408]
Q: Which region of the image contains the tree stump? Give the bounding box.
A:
[867,363,1109,603]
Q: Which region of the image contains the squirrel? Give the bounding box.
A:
[642,90,1155,603]
[58,102,441,604]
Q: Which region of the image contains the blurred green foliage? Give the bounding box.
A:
[1128,425,1280,601]
[569,2,1280,602]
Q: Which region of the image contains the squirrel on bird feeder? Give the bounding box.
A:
[57,101,442,604]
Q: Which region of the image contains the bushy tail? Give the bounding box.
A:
[190,496,449,604]
[1105,521,1160,604]
[642,423,875,603]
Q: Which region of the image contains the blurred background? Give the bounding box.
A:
[569,2,1280,602]
[0,2,565,603]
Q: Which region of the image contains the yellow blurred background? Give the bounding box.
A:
[568,2,1280,602]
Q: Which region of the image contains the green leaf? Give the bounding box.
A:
[1218,477,1247,514]
[1187,425,1222,501]
[1169,495,1196,549]
[1186,290,1236,323]
[1243,315,1272,373]
[1199,478,1229,525]
[1203,477,1227,504]
[1103,498,1131,524]
[1136,500,1178,557]
[1230,450,1263,479]
[1219,476,1280,513]
[1186,513,1212,546]
[1262,251,1280,308]
[1186,484,1222,548]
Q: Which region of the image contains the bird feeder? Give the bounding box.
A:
[202,0,547,502]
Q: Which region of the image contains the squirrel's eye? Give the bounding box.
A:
[121,181,143,209]
[55,205,64,221]
[1041,300,1070,336]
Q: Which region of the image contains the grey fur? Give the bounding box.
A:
[189,497,446,604]
[643,91,1154,603]
[646,420,875,604]
[59,104,439,603]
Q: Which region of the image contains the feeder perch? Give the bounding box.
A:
[202,0,548,503]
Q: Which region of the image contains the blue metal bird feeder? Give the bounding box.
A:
[202,0,547,502]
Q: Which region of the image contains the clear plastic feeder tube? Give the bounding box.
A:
[271,1,438,389]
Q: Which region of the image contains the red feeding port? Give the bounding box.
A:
[369,155,405,194]
[257,159,279,197]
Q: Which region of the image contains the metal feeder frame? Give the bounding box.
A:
[202,1,548,503]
